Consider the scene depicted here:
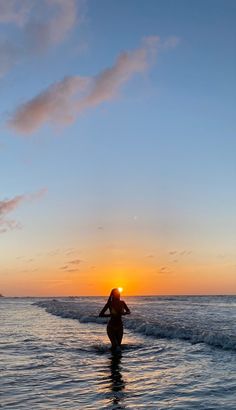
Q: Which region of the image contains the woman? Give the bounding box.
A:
[99,288,130,351]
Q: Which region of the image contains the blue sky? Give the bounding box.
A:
[0,0,235,295]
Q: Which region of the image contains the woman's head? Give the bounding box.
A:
[109,288,120,302]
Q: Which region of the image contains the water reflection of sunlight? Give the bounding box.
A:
[109,352,125,408]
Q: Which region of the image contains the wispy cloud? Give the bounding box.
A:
[0,219,22,234]
[8,36,177,135]
[0,188,47,233]
[0,194,25,215]
[161,36,180,50]
[28,187,48,201]
[25,0,78,51]
[0,0,81,76]
[8,76,90,134]
[0,0,32,26]
[169,250,192,257]
[59,264,79,273]
[69,259,81,265]
[157,266,173,275]
[59,258,82,272]
[0,194,25,233]
[0,40,21,77]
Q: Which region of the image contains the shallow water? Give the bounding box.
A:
[1,297,236,409]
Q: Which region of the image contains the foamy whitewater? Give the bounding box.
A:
[1,296,236,409]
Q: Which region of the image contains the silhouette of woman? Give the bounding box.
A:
[99,288,130,351]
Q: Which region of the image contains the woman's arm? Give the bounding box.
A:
[99,302,111,317]
[122,301,131,315]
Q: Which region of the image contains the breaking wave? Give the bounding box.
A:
[35,298,236,351]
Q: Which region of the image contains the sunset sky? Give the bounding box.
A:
[0,0,235,296]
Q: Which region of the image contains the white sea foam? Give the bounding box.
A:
[35,296,236,351]
[2,297,236,409]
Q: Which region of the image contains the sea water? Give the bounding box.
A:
[1,296,236,409]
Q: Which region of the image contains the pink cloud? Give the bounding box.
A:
[0,188,47,233]
[8,76,90,133]
[0,0,32,26]
[46,0,78,45]
[0,194,25,215]
[0,194,25,233]
[28,187,48,201]
[76,40,152,110]
[0,0,80,75]
[8,36,162,134]
[25,0,78,51]
[0,40,21,78]
[0,219,22,234]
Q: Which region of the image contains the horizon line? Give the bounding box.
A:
[1,293,236,298]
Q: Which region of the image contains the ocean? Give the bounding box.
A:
[1,296,236,409]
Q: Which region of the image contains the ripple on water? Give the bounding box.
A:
[1,298,236,409]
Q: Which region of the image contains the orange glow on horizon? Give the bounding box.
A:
[1,247,236,296]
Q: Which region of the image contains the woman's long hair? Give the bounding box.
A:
[107,288,120,305]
